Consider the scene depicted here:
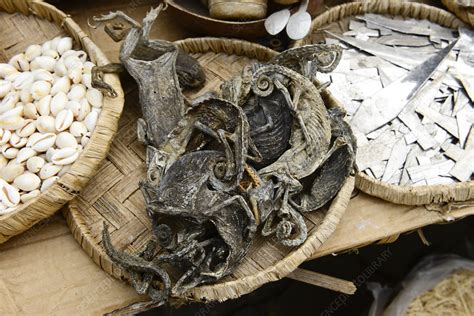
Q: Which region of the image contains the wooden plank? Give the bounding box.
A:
[287,268,357,295]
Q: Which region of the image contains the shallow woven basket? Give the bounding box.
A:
[64,37,355,303]
[442,0,474,27]
[0,0,123,243]
[294,0,473,206]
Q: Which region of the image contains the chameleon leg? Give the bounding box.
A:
[137,118,148,145]
[91,63,124,97]
[102,223,171,301]
[130,240,158,295]
[91,10,141,28]
[274,79,311,144]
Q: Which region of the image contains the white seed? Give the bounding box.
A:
[83,61,95,74]
[0,91,19,114]
[19,87,33,104]
[21,189,40,203]
[84,110,98,132]
[13,71,34,90]
[53,60,67,77]
[0,129,11,145]
[26,132,42,147]
[0,63,18,79]
[2,145,18,159]
[55,132,77,148]
[0,182,20,207]
[64,55,83,71]
[57,164,69,176]
[10,133,27,148]
[50,37,62,52]
[51,147,79,165]
[30,80,51,100]
[57,37,73,55]
[26,156,45,173]
[45,147,56,162]
[41,176,59,192]
[75,51,88,63]
[86,88,103,108]
[39,163,61,179]
[14,173,41,191]
[16,119,36,137]
[0,80,12,98]
[68,84,86,100]
[68,67,82,84]
[65,100,81,117]
[42,49,59,60]
[50,92,68,116]
[60,50,77,60]
[25,45,42,61]
[23,103,38,119]
[70,121,88,137]
[31,132,56,152]
[81,132,91,146]
[8,54,30,72]
[36,95,51,116]
[36,116,55,133]
[81,73,92,89]
[0,107,25,130]
[41,41,52,54]
[0,155,6,169]
[77,98,90,121]
[55,109,74,131]
[32,69,54,83]
[0,164,24,182]
[50,76,70,95]
[31,56,56,72]
[16,147,36,163]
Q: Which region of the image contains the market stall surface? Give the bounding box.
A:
[0,0,472,314]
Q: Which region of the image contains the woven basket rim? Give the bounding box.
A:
[0,0,124,243]
[293,0,473,206]
[65,36,355,303]
[442,0,474,27]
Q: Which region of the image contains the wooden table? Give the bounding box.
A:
[0,0,472,314]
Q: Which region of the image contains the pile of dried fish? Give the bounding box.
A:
[90,6,356,307]
[319,14,474,186]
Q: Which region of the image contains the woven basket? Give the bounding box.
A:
[294,0,473,206]
[442,0,474,27]
[0,0,124,243]
[63,37,355,303]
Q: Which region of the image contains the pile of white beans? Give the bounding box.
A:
[0,36,103,214]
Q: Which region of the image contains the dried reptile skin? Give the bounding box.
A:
[91,6,205,147]
[294,107,357,212]
[98,32,356,307]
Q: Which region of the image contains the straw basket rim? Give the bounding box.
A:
[442,0,474,27]
[64,36,355,303]
[293,0,473,206]
[0,0,124,243]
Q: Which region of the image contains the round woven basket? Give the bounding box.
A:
[0,0,124,243]
[442,0,474,27]
[63,37,355,303]
[294,0,473,206]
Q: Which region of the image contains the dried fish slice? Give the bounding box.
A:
[357,14,456,41]
[326,31,426,69]
[376,34,432,47]
[350,40,457,135]
[381,138,411,182]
